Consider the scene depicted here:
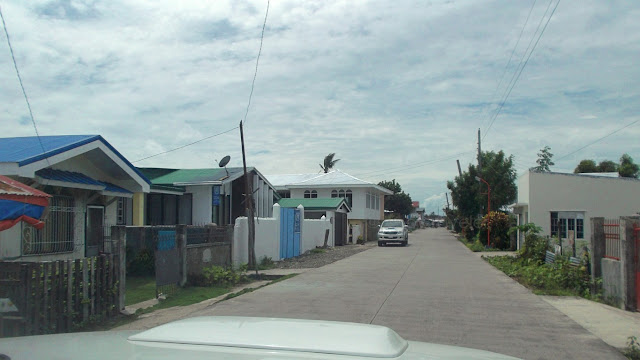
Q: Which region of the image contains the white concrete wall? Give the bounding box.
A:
[187,185,213,225]
[0,225,21,259]
[523,171,640,243]
[232,203,331,265]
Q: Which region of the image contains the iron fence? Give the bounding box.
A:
[22,196,77,255]
[604,218,621,260]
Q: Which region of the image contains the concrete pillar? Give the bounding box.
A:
[273,204,281,259]
[591,217,605,281]
[112,225,127,311]
[268,189,274,217]
[622,216,640,311]
[132,192,145,226]
[176,224,187,287]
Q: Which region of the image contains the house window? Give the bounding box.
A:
[331,190,338,198]
[550,212,558,237]
[366,192,371,208]
[117,197,127,225]
[22,195,75,255]
[338,189,345,198]
[304,190,311,198]
[577,219,584,239]
[345,190,352,207]
[311,190,318,198]
[375,194,379,210]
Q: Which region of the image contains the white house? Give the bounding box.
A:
[0,135,150,261]
[267,170,393,242]
[511,170,640,251]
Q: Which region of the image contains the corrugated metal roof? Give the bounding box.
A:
[0,175,51,197]
[138,167,180,181]
[150,167,245,185]
[35,169,132,194]
[0,135,151,185]
[269,170,393,194]
[278,198,350,211]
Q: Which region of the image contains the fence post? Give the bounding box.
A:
[590,217,605,281]
[112,226,127,311]
[177,224,187,287]
[621,216,640,311]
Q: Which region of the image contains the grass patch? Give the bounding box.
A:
[310,248,326,254]
[458,235,499,252]
[136,285,231,315]
[485,255,593,298]
[224,273,298,301]
[125,276,156,306]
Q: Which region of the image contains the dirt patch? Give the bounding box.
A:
[274,242,377,269]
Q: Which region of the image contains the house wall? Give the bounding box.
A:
[525,171,640,245]
[289,187,384,221]
[188,185,213,225]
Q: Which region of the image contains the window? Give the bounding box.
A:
[366,192,371,208]
[311,190,318,198]
[331,190,338,198]
[338,189,345,198]
[22,195,75,255]
[375,194,379,210]
[345,190,352,207]
[117,197,126,225]
[304,190,311,198]
[577,219,584,239]
[550,212,558,237]
[568,218,575,239]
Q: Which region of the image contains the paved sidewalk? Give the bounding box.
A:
[542,296,640,350]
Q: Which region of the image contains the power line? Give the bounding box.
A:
[483,0,561,140]
[133,126,239,162]
[354,151,472,178]
[555,119,640,162]
[243,0,270,125]
[480,0,538,130]
[1,5,50,166]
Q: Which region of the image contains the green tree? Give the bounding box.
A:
[378,179,413,216]
[619,154,639,178]
[447,150,518,220]
[319,153,340,173]
[531,146,554,172]
[597,160,618,172]
[574,159,597,173]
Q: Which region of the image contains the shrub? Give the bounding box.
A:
[258,256,275,270]
[200,265,248,286]
[479,211,512,249]
[127,247,155,276]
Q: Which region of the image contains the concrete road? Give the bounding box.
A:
[191,228,624,359]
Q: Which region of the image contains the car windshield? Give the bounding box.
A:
[382,221,404,228]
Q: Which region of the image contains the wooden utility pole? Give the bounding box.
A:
[240,121,257,273]
[477,128,482,174]
[456,160,462,177]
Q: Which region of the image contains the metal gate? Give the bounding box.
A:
[334,212,347,246]
[86,205,105,257]
[280,207,300,259]
[155,230,180,296]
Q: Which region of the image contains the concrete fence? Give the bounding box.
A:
[233,204,332,265]
[591,216,640,310]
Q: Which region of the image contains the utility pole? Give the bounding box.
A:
[240,120,257,273]
[445,193,450,209]
[477,128,482,174]
[456,160,462,177]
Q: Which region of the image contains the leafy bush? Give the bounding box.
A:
[258,256,275,270]
[126,247,155,276]
[479,211,512,249]
[200,265,248,286]
[624,336,640,360]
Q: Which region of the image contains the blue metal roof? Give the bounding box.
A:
[0,135,151,185]
[35,169,132,194]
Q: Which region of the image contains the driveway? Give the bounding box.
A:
[188,228,622,359]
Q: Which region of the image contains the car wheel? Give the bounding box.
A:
[378,241,384,247]
[402,241,408,247]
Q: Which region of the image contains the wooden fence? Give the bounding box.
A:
[0,254,120,337]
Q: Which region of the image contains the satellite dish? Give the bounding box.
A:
[218,155,231,168]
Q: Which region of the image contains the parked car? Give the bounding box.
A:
[378,219,408,246]
[0,316,518,360]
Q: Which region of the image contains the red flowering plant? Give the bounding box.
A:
[479,211,512,249]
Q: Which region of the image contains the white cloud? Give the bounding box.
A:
[1,0,640,202]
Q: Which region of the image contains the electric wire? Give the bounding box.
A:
[479,0,538,130]
[1,5,50,167]
[243,0,270,125]
[483,0,561,140]
[353,151,472,178]
[133,127,239,162]
[554,119,640,162]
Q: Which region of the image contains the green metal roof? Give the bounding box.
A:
[148,167,246,185]
[138,167,179,181]
[151,184,186,193]
[278,198,350,212]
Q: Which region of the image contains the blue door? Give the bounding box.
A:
[280,207,301,259]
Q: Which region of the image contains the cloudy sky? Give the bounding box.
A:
[2,0,639,214]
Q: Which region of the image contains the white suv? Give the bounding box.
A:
[378,219,408,246]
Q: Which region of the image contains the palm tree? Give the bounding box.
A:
[319,153,340,173]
